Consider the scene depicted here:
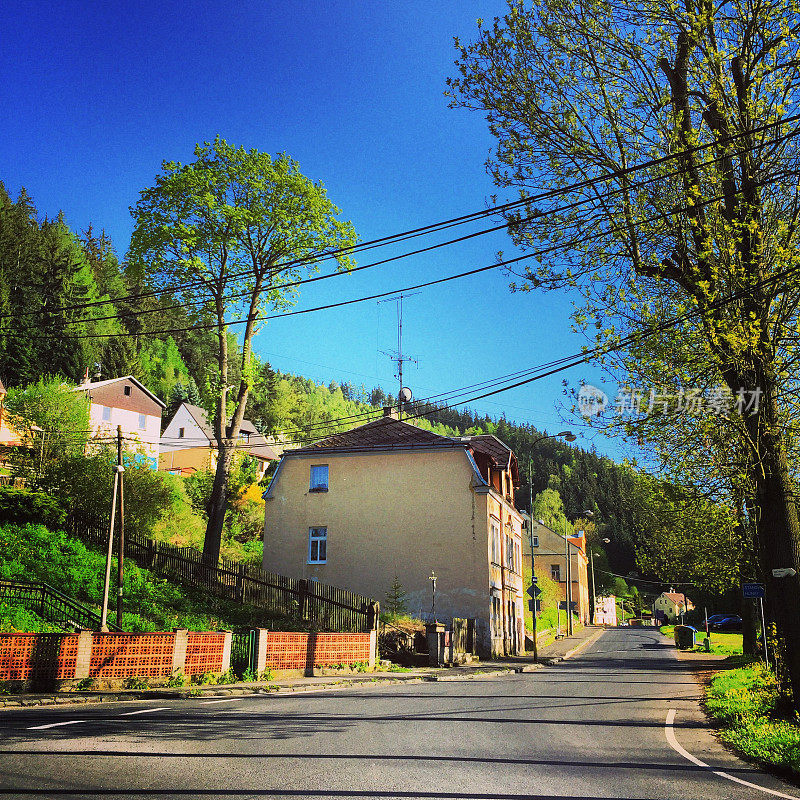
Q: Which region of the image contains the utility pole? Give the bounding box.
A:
[116,425,125,629]
[378,292,419,418]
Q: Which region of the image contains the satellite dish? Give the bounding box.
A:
[399,387,413,403]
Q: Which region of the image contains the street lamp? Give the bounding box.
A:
[429,571,437,620]
[564,509,593,635]
[527,431,576,657]
[589,538,610,625]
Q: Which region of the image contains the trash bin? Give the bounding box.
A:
[674,625,697,650]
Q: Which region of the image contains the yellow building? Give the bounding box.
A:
[262,410,525,657]
[159,402,277,479]
[522,516,590,626]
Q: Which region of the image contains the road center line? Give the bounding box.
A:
[199,698,245,705]
[119,707,171,715]
[665,708,800,799]
[27,720,86,730]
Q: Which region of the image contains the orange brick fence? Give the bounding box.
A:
[0,629,376,689]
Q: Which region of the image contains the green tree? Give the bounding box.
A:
[128,138,358,565]
[384,575,409,618]
[449,0,800,707]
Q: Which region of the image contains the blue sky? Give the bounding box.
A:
[1,1,623,455]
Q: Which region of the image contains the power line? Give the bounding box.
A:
[3,112,798,324]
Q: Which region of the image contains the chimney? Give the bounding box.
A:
[383,405,398,419]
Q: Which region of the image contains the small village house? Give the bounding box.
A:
[652,591,694,623]
[522,515,590,625]
[261,409,525,657]
[159,402,277,479]
[593,595,618,626]
[74,376,165,468]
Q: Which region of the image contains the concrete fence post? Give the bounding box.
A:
[220,631,233,674]
[368,629,377,669]
[425,622,446,667]
[253,629,270,675]
[172,629,188,675]
[74,630,93,680]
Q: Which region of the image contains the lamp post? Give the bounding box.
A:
[429,572,437,621]
[527,431,575,653]
[589,537,610,625]
[564,509,593,635]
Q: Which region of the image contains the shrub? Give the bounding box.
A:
[167,672,189,687]
[0,486,66,528]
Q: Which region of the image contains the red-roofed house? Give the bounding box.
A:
[261,408,525,657]
[653,591,694,623]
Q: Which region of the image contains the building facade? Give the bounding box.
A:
[75,376,165,468]
[261,412,525,657]
[652,592,693,623]
[522,516,590,626]
[158,403,277,479]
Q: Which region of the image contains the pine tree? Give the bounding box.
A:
[384,575,408,619]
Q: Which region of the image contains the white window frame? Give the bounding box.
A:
[308,527,327,563]
[310,464,328,492]
[531,535,539,548]
[101,405,111,422]
[490,519,500,564]
[138,413,147,430]
[551,564,561,582]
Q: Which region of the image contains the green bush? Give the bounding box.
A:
[0,486,66,528]
[706,661,800,774]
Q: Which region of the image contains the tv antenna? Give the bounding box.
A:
[378,292,419,418]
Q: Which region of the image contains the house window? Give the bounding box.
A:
[531,535,539,548]
[505,535,514,571]
[138,413,146,430]
[310,465,328,492]
[178,427,185,439]
[551,564,561,582]
[124,386,131,396]
[101,405,111,422]
[490,520,500,564]
[308,527,327,563]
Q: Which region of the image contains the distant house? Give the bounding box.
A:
[521,515,590,625]
[158,402,277,480]
[593,595,618,626]
[74,376,165,468]
[0,379,29,472]
[653,591,693,622]
[261,408,525,657]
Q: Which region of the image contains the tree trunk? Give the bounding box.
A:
[202,440,235,566]
[746,379,800,706]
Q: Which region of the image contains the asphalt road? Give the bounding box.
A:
[1,627,799,800]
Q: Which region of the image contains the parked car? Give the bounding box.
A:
[710,615,743,631]
[706,614,731,626]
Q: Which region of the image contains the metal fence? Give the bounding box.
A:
[0,579,121,632]
[67,513,378,633]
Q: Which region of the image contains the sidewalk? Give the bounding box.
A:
[0,625,605,709]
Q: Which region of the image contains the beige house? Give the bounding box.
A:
[74,376,165,468]
[653,591,694,622]
[261,410,525,657]
[159,402,277,479]
[522,516,590,625]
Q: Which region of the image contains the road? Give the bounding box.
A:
[1,627,798,799]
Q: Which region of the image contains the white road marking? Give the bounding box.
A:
[563,628,606,659]
[665,708,800,799]
[119,707,171,716]
[27,720,86,730]
[199,698,245,705]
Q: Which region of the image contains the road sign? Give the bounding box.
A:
[742,582,765,599]
[527,584,542,598]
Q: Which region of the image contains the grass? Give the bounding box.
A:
[0,521,305,633]
[660,624,744,655]
[706,661,800,775]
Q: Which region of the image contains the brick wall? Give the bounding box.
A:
[0,630,231,685]
[261,631,374,671]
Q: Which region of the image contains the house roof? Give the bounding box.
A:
[662,592,687,604]
[286,416,460,454]
[181,403,278,461]
[74,376,166,409]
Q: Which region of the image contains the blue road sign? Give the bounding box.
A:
[742,582,765,599]
[527,584,542,598]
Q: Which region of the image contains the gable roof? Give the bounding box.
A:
[286,416,460,454]
[74,376,166,409]
[179,403,278,461]
[661,592,687,604]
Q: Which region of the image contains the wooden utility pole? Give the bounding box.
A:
[116,425,125,629]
